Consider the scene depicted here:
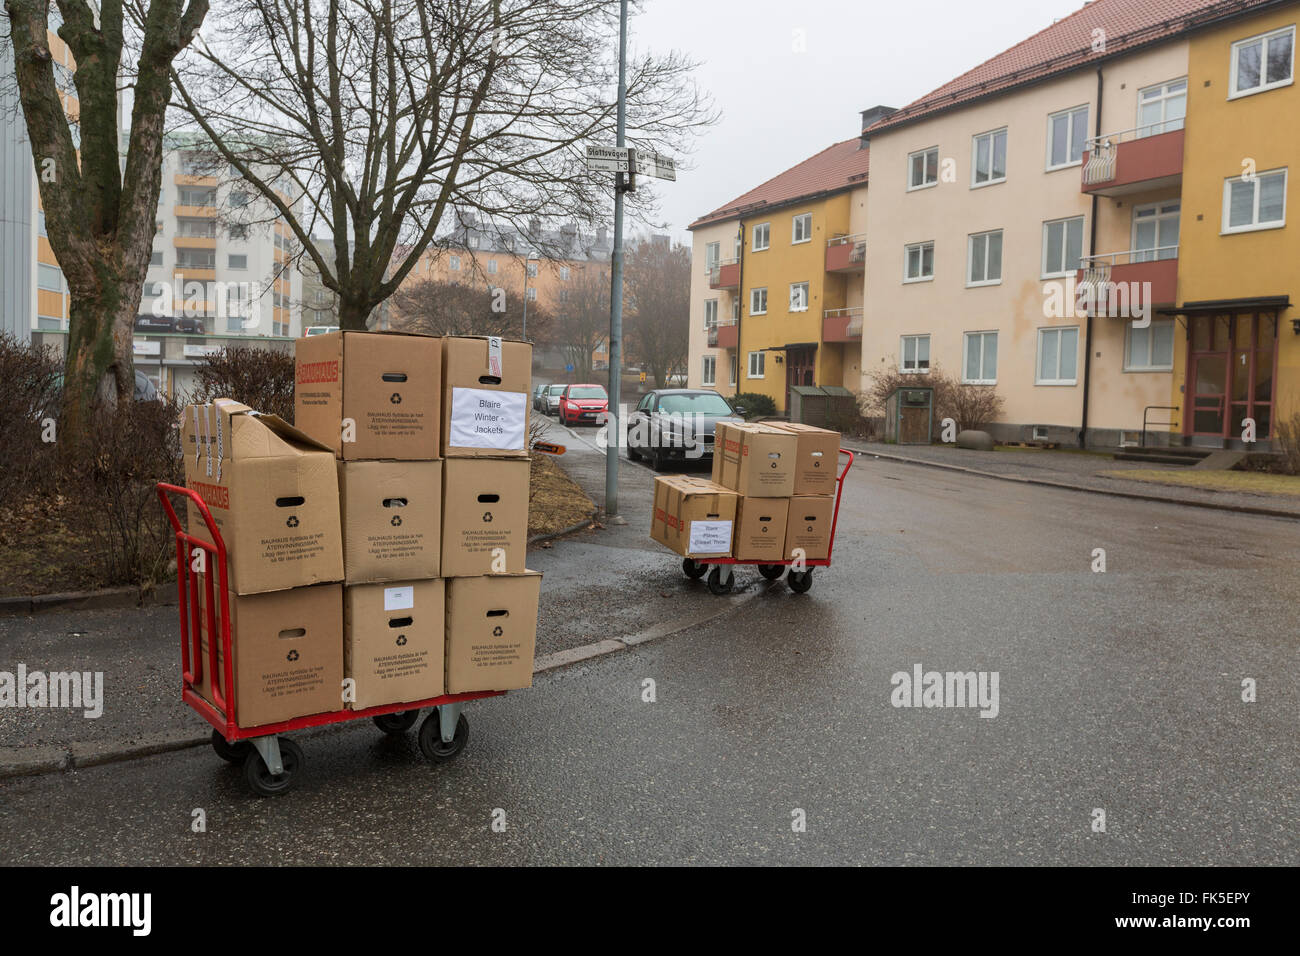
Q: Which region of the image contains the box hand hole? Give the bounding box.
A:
[381,372,408,382]
[382,497,408,508]
[388,616,414,628]
[278,627,306,639]
[275,496,306,507]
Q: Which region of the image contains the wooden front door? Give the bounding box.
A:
[784,346,816,412]
[1185,312,1277,440]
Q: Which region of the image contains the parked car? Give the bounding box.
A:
[533,383,549,411]
[625,388,743,470]
[558,383,609,426]
[304,325,339,337]
[174,316,205,334]
[135,314,176,333]
[543,383,566,416]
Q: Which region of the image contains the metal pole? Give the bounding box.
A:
[521,259,529,341]
[604,0,628,519]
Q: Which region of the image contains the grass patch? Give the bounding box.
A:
[529,454,596,537]
[1099,468,1300,497]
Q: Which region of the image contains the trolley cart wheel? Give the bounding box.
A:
[707,565,734,595]
[244,736,304,797]
[757,564,785,581]
[682,558,707,580]
[419,706,469,762]
[372,710,421,735]
[211,729,252,764]
[787,569,814,594]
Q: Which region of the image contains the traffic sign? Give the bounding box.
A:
[586,144,631,173]
[565,363,574,373]
[634,150,676,181]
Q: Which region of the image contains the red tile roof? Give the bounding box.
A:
[867,0,1286,135]
[688,138,870,230]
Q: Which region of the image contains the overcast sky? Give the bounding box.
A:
[628,0,1087,243]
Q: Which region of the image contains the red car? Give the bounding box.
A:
[559,383,609,426]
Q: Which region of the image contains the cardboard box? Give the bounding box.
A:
[445,572,541,693]
[768,423,840,495]
[182,400,344,595]
[784,495,835,561]
[294,331,441,460]
[710,422,797,497]
[733,496,790,562]
[441,458,530,577]
[344,580,445,709]
[196,583,344,728]
[650,475,738,559]
[339,460,442,584]
[442,336,531,457]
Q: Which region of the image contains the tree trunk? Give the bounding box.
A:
[338,297,373,331]
[60,271,140,444]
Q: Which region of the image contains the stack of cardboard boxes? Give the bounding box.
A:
[650,421,840,564]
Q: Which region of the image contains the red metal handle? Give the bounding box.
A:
[823,448,855,565]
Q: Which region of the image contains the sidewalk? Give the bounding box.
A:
[846,439,1300,518]
[0,420,754,778]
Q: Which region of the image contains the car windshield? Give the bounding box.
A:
[657,392,734,416]
[568,386,607,399]
[547,385,566,395]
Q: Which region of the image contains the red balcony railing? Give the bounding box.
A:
[708,319,738,349]
[825,234,866,273]
[822,307,862,342]
[1081,123,1184,196]
[708,259,740,290]
[1075,247,1178,317]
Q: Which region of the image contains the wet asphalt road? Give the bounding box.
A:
[2,453,1298,865]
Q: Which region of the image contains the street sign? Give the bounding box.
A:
[634,150,677,181]
[586,144,675,181]
[565,363,574,373]
[586,144,631,173]
[639,372,646,383]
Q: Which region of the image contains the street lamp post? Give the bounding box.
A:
[522,252,538,341]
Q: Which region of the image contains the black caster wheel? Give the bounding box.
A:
[211,729,251,764]
[244,738,304,797]
[372,710,421,735]
[707,566,733,595]
[758,564,785,580]
[682,558,707,580]
[419,710,469,762]
[788,570,814,593]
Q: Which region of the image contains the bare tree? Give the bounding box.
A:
[2,0,208,440]
[169,0,713,331]
[389,276,550,340]
[624,235,688,388]
[547,261,606,382]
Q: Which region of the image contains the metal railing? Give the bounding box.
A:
[1142,406,1180,448]
[707,257,739,286]
[824,306,863,337]
[826,233,866,263]
[1083,118,1185,185]
[706,318,737,347]
[1079,244,1179,286]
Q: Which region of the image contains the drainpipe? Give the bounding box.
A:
[1079,65,1103,449]
[734,223,745,394]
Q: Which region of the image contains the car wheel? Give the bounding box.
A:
[626,442,641,461]
[651,447,668,472]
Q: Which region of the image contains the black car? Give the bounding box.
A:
[625,388,744,471]
[175,316,206,334]
[135,314,176,332]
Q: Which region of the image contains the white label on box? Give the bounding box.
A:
[449,387,526,450]
[688,520,732,555]
[384,586,414,611]
[487,336,503,377]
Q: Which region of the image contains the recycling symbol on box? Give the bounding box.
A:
[396,634,407,646]
[390,515,402,527]
[390,393,402,405]
[760,525,768,533]
[286,649,299,662]
[492,626,503,637]
[286,516,299,528]
[482,512,493,523]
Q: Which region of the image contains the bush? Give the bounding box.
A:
[731,392,776,420]
[864,361,1004,436]
[1275,412,1300,475]
[190,346,296,421]
[0,334,61,502]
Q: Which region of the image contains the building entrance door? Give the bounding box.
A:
[1185,312,1277,440]
[784,346,816,412]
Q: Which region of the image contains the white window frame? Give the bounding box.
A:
[1221,168,1288,234]
[747,350,765,379]
[908,146,939,191]
[971,127,1008,187]
[1124,318,1175,372]
[37,264,64,292]
[1229,25,1295,99]
[962,331,999,385]
[560,265,571,281]
[526,261,538,278]
[487,258,498,274]
[903,241,934,283]
[750,287,768,315]
[729,355,738,387]
[1131,200,1181,261]
[37,210,47,237]
[702,355,716,387]
[1041,216,1086,278]
[792,213,812,245]
[789,281,809,312]
[1036,326,1080,386]
[449,255,461,271]
[1045,105,1090,170]
[752,222,770,252]
[227,254,247,270]
[899,334,931,374]
[526,287,537,301]
[703,298,718,330]
[966,229,1003,287]
[1136,79,1187,137]
[705,241,720,271]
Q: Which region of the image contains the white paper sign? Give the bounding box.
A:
[384,586,414,611]
[688,520,733,555]
[449,387,527,450]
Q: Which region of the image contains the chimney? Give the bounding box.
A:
[858,105,898,149]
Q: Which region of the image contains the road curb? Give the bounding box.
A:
[849,444,1300,521]
[0,586,177,619]
[526,508,601,546]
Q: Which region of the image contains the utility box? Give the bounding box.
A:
[821,385,856,429]
[885,386,934,444]
[789,385,828,425]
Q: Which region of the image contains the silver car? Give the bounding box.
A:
[544,383,566,416]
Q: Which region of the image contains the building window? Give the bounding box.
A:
[904,241,934,282]
[1230,25,1295,98]
[1042,216,1085,277]
[560,265,571,280]
[37,211,46,237]
[792,213,812,244]
[702,355,716,386]
[1222,168,1287,233]
[1125,319,1175,371]
[527,261,538,278]
[789,281,809,312]
[752,222,770,252]
[908,146,939,190]
[449,255,460,270]
[468,236,479,248]
[177,249,217,270]
[900,334,930,373]
[1132,201,1180,260]
[963,331,999,384]
[178,187,216,207]
[1037,326,1079,385]
[526,287,537,301]
[971,128,1007,186]
[704,299,718,329]
[559,289,570,303]
[747,350,765,378]
[487,259,498,274]
[1046,106,1089,169]
[732,298,740,322]
[705,241,720,271]
[230,190,249,208]
[177,217,217,238]
[228,223,248,240]
[150,250,164,267]
[750,287,768,315]
[730,355,738,387]
[967,230,1003,286]
[1137,79,1187,137]
[37,263,63,292]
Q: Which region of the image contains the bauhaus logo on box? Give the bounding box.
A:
[50,886,151,936]
[296,360,339,385]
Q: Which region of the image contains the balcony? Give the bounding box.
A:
[822,307,862,342]
[825,234,866,273]
[1075,247,1178,318]
[174,204,218,218]
[1081,122,1184,196]
[173,235,216,249]
[707,319,738,349]
[174,266,217,281]
[175,173,218,187]
[708,259,739,290]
